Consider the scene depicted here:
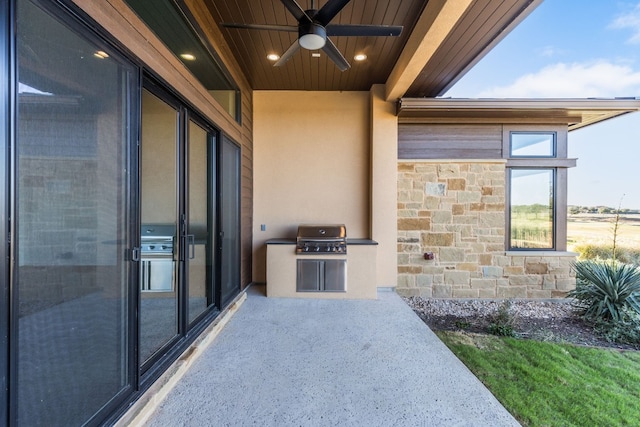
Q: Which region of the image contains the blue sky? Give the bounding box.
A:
[444,0,640,209]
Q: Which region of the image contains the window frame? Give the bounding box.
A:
[503,125,574,252]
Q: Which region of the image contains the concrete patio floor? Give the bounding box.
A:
[142,285,520,426]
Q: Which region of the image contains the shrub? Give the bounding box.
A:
[592,310,640,347]
[487,301,517,337]
[568,260,640,322]
[454,320,471,330]
[572,242,640,265]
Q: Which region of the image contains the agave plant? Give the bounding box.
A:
[568,260,640,322]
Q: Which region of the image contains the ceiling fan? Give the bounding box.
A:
[221,0,403,71]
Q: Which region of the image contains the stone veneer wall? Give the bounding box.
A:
[397,161,576,299]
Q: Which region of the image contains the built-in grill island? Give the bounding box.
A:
[295,225,347,292]
[266,224,378,299]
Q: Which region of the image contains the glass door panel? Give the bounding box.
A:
[139,89,178,364]
[219,136,240,307]
[15,0,135,424]
[187,120,215,323]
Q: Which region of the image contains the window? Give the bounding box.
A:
[124,0,241,122]
[510,132,555,157]
[505,127,575,251]
[509,169,554,249]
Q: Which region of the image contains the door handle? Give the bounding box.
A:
[131,247,140,262]
[187,234,195,259]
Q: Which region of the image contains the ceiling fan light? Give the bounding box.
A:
[299,23,327,50]
[299,33,325,50]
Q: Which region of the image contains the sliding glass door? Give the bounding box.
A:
[139,80,222,370]
[139,88,180,366]
[14,0,136,424]
[5,1,243,424]
[219,136,241,307]
[187,120,216,324]
[0,0,9,424]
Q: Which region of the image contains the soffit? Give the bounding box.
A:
[403,0,541,98]
[195,0,538,95]
[202,0,426,91]
[397,98,640,131]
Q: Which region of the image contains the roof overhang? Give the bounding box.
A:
[397,98,640,131]
[195,0,540,95]
[385,0,542,100]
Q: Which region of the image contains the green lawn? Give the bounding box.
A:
[437,331,640,427]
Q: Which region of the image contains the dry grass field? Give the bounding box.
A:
[567,213,640,250]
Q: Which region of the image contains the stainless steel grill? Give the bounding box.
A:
[140,224,175,291]
[296,224,347,254]
[141,224,174,256]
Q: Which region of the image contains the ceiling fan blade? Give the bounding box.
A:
[326,24,403,37]
[221,23,298,32]
[316,0,351,26]
[322,37,350,71]
[274,40,301,67]
[280,0,312,23]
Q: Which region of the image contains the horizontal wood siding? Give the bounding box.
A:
[398,123,503,159]
[239,90,253,288]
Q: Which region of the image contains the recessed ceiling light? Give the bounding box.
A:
[311,52,321,58]
[267,53,280,61]
[93,50,109,59]
[180,53,196,61]
[354,53,367,61]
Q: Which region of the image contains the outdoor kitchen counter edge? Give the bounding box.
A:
[265,238,378,245]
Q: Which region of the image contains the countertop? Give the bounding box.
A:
[266,238,378,245]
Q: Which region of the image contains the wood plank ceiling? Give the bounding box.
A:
[200,0,539,96]
[203,0,427,91]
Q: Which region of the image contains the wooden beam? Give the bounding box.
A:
[384,0,474,101]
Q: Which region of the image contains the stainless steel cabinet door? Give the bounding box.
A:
[296,259,346,292]
[297,259,322,291]
[323,260,347,291]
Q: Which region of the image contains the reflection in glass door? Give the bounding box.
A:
[15,0,136,424]
[139,89,179,364]
[186,120,215,324]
